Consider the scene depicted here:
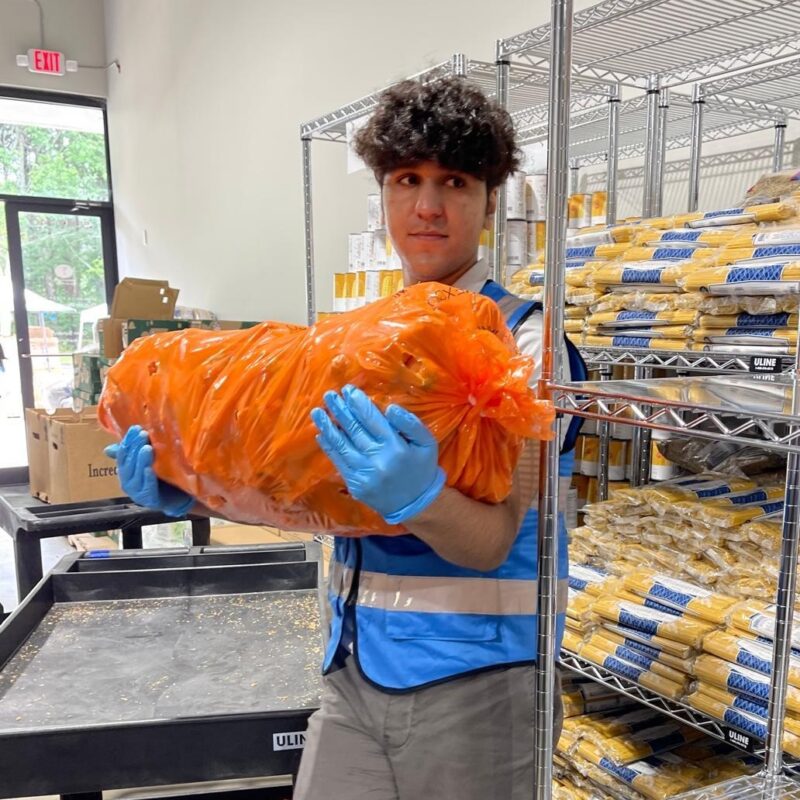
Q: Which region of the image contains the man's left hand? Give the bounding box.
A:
[310,384,446,525]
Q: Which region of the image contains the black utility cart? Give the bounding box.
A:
[0,542,325,800]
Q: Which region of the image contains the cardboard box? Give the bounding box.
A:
[25,407,122,504]
[99,278,179,358]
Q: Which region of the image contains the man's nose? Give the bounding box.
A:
[415,182,444,220]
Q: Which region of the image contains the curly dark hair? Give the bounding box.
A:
[354,76,520,191]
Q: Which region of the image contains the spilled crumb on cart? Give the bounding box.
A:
[0,590,323,729]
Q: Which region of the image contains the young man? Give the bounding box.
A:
[107,77,575,799]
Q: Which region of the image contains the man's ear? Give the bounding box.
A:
[485,187,498,224]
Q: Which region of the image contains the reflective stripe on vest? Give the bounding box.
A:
[329,560,569,617]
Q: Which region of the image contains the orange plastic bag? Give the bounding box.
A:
[98,282,555,535]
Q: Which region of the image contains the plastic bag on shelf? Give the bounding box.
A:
[583,335,690,351]
[569,563,621,597]
[678,261,800,294]
[686,201,796,229]
[595,627,695,673]
[583,632,688,684]
[655,438,786,477]
[697,312,798,329]
[702,630,800,687]
[575,720,701,766]
[634,228,746,249]
[99,282,554,536]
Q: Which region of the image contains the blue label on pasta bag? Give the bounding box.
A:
[566,246,597,259]
[732,693,768,719]
[604,655,644,682]
[753,245,800,259]
[599,758,638,784]
[725,328,781,338]
[705,208,745,219]
[724,709,767,739]
[621,267,665,284]
[695,485,735,498]
[662,230,702,242]
[653,247,695,260]
[612,336,655,348]
[730,490,768,505]
[569,576,589,591]
[736,313,791,328]
[760,501,784,515]
[642,597,681,616]
[727,671,769,701]
[619,610,659,635]
[650,583,693,608]
[614,645,656,672]
[624,638,661,660]
[726,264,786,283]
[736,648,772,675]
[618,310,657,321]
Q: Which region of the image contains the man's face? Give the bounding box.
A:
[382,161,497,286]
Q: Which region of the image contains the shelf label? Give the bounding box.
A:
[273,731,306,751]
[724,726,757,753]
[749,355,781,374]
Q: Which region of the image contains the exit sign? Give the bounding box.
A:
[27,48,65,75]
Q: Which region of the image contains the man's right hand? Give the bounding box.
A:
[105,425,195,517]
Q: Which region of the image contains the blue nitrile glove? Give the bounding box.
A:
[104,425,194,517]
[310,385,446,525]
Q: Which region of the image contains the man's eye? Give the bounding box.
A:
[398,174,419,186]
[446,176,466,188]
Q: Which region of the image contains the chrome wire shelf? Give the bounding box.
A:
[498,0,800,88]
[552,375,800,454]
[704,60,800,115]
[673,775,800,800]
[560,651,766,756]
[518,92,787,165]
[579,346,796,375]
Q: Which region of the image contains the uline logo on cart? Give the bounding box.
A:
[88,463,118,478]
[273,731,306,751]
[726,728,752,751]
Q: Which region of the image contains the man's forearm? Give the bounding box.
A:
[404,487,517,572]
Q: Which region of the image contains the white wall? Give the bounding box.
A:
[0,0,107,97]
[103,0,601,324]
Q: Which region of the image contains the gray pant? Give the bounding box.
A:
[294,659,562,799]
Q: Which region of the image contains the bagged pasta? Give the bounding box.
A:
[565,242,633,262]
[744,519,782,551]
[578,642,688,699]
[569,563,621,597]
[622,246,712,263]
[569,707,662,741]
[693,327,798,347]
[643,478,756,515]
[702,630,800,686]
[591,598,717,648]
[584,326,693,340]
[686,202,796,229]
[567,287,605,306]
[588,262,682,290]
[697,312,798,329]
[568,589,599,623]
[729,601,800,651]
[593,753,703,800]
[583,633,687,684]
[583,335,690,351]
[678,261,800,294]
[561,683,635,718]
[99,282,555,535]
[622,570,737,625]
[576,721,701,766]
[598,624,696,668]
[588,310,698,329]
[635,228,744,249]
[694,654,800,712]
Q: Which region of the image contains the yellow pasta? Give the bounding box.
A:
[678,261,800,293]
[697,313,798,329]
[584,632,687,684]
[622,569,737,625]
[591,597,717,649]
[576,722,701,766]
[583,335,690,351]
[634,228,744,248]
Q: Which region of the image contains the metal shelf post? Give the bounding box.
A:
[536,0,573,797]
[597,364,613,501]
[653,87,669,217]
[606,84,621,225]
[688,84,705,212]
[643,76,661,217]
[774,116,788,172]
[495,47,510,284]
[302,136,316,325]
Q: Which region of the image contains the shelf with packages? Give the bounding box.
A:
[579,346,797,376]
[553,374,800,455]
[560,650,777,765]
[672,774,800,799]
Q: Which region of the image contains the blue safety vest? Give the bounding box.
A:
[323,280,582,691]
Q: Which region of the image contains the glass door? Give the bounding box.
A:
[1,200,116,484]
